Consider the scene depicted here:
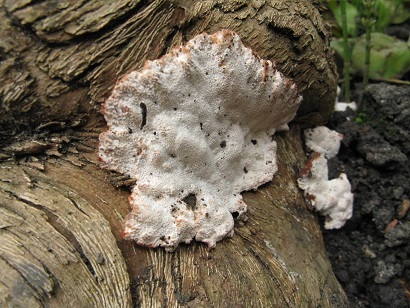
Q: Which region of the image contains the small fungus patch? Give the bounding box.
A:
[99,30,302,251]
[298,126,354,229]
[304,126,343,159]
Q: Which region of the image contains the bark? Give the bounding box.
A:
[0,0,346,307]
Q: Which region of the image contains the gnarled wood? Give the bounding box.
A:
[0,0,346,306]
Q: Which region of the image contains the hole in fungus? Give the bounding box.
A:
[244,167,248,173]
[200,123,203,130]
[182,194,197,211]
[140,102,147,130]
[220,140,226,148]
[232,212,239,219]
[128,127,133,134]
[251,139,257,145]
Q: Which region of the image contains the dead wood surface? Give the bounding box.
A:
[0,0,346,307]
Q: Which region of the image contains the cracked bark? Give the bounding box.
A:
[0,0,347,306]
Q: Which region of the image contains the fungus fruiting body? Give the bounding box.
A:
[99,30,302,251]
[298,126,354,229]
[303,126,343,159]
[334,87,357,112]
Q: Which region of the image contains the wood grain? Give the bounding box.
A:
[0,0,347,306]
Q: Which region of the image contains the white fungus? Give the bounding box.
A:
[298,127,353,229]
[304,126,343,159]
[334,101,357,112]
[99,30,302,251]
[334,86,357,112]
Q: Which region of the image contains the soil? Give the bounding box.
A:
[323,83,410,307]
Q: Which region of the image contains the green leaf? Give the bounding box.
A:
[328,1,359,36]
[351,33,410,79]
[377,0,410,27]
[332,33,410,79]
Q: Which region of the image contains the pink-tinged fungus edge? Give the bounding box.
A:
[99,29,302,251]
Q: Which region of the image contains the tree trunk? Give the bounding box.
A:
[0,0,347,307]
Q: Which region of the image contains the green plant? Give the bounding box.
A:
[328,0,410,36]
[340,0,352,103]
[360,0,376,110]
[332,33,410,79]
[354,112,371,124]
[326,0,410,104]
[373,0,410,30]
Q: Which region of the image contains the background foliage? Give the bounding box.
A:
[326,0,410,80]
